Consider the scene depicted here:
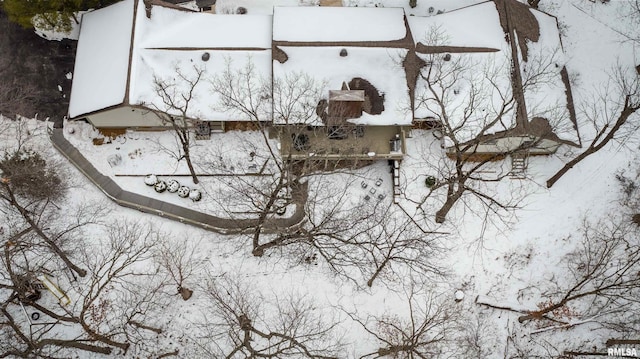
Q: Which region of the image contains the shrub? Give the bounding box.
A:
[425,175,437,188]
[0,150,63,200]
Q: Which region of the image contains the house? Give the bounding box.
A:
[68,0,580,162]
[271,6,413,161]
[68,0,271,133]
[408,0,580,160]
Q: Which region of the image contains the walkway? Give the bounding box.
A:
[48,128,307,234]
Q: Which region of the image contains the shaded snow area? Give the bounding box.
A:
[2,0,640,358]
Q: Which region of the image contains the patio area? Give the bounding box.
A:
[277,125,408,161]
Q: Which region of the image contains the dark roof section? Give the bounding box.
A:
[196,0,217,7]
[144,0,196,13]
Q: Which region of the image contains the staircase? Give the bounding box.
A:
[392,160,401,203]
[510,152,528,179]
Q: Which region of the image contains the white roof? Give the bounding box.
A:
[137,7,272,49]
[414,51,516,142]
[69,0,272,120]
[407,1,506,49]
[520,10,576,143]
[410,1,513,140]
[274,46,412,126]
[131,49,271,121]
[412,3,577,144]
[273,7,407,42]
[69,0,135,118]
[129,1,272,121]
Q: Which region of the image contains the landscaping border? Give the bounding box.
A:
[48,128,307,234]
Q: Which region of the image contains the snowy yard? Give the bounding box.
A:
[1,0,639,357]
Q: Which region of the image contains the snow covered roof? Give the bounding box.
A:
[273,7,407,42]
[272,6,411,126]
[407,1,506,50]
[129,1,272,121]
[135,5,272,49]
[410,1,513,140]
[69,0,135,119]
[69,0,272,120]
[69,0,576,144]
[409,1,577,145]
[519,9,578,144]
[414,50,516,141]
[274,46,412,126]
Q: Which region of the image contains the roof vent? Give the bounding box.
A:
[202,52,210,62]
[340,48,348,57]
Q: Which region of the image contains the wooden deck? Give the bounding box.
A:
[319,0,342,6]
[278,125,406,161]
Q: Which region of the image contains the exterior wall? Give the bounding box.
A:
[85,107,232,131]
[85,106,166,129]
[278,124,409,161]
[446,135,561,158]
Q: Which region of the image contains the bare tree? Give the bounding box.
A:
[209,57,298,251]
[478,216,640,338]
[151,65,205,184]
[413,27,563,223]
[346,285,466,358]
[0,219,172,357]
[263,180,447,288]
[193,275,345,358]
[209,58,323,253]
[0,146,88,278]
[546,64,640,187]
[154,236,204,301]
[208,57,447,287]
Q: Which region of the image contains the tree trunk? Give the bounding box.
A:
[547,97,639,188]
[546,148,596,188]
[3,185,87,277]
[435,189,464,223]
[367,256,391,287]
[184,152,199,185]
[37,339,113,354]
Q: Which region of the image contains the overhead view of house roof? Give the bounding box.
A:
[408,1,579,145]
[68,0,579,146]
[272,6,407,43]
[4,0,640,356]
[69,0,271,121]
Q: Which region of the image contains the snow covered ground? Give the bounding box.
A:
[2,0,639,357]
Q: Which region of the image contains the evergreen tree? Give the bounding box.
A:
[2,0,119,32]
